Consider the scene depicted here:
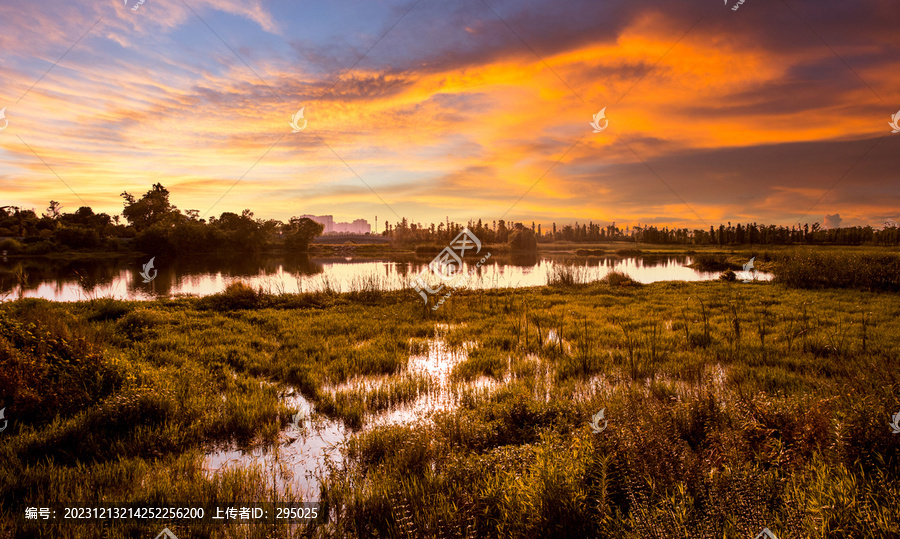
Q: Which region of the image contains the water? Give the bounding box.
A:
[0,252,771,302]
[203,390,346,500]
[202,328,492,498]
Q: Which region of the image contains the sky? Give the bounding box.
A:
[0,0,898,229]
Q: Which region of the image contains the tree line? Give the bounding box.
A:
[0,184,323,256]
[383,218,900,247]
[1,184,897,256]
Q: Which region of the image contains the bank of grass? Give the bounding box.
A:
[0,268,898,537]
[773,250,900,291]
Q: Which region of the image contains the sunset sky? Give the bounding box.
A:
[0,0,897,229]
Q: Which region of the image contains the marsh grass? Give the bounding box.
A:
[451,347,507,381]
[774,250,900,291]
[1,267,899,537]
[546,263,587,287]
[318,373,433,428]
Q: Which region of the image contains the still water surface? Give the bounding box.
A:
[0,253,770,302]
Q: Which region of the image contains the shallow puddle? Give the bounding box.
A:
[203,328,505,497]
[353,336,489,428]
[203,390,346,500]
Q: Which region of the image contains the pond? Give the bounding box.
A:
[0,252,771,302]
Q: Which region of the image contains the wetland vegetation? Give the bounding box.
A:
[0,250,898,538]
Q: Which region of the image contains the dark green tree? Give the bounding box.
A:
[285,217,324,252]
[120,183,179,231]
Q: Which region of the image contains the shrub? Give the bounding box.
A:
[198,281,262,310]
[719,269,737,282]
[601,270,640,287]
[24,241,54,255]
[54,226,101,249]
[0,238,24,254]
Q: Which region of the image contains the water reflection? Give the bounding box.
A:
[0,253,772,302]
[204,390,345,500]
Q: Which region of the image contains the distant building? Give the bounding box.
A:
[300,215,370,235]
[333,219,371,234]
[299,214,333,234]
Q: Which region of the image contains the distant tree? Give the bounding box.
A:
[43,201,62,220]
[508,225,537,251]
[120,183,179,231]
[54,226,101,249]
[60,207,112,233]
[285,218,323,252]
[496,220,509,243]
[132,224,174,255]
[216,210,268,251]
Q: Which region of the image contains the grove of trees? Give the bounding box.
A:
[382,218,900,247]
[0,183,323,256]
